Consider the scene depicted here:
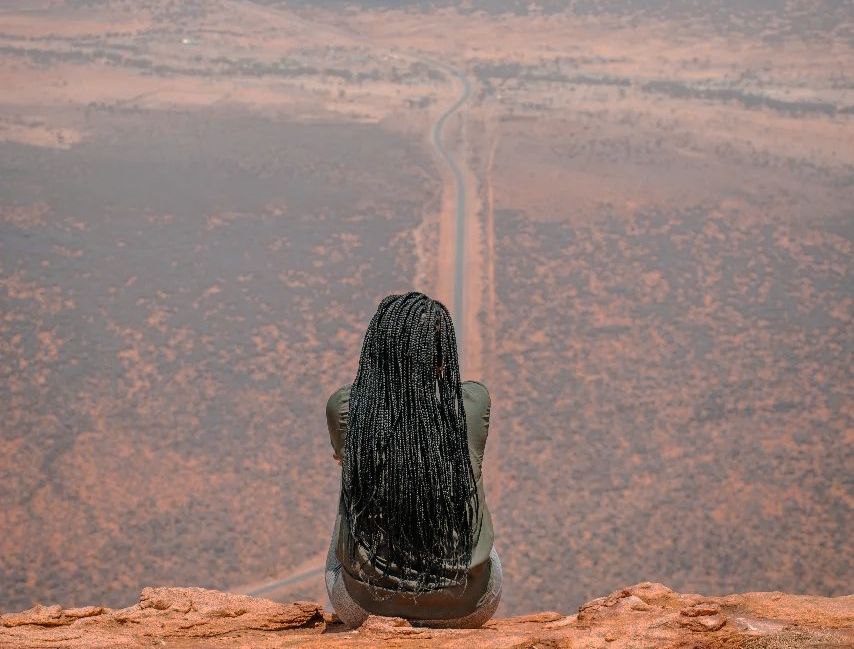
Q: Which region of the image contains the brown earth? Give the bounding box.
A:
[1,0,852,621]
[1,582,851,649]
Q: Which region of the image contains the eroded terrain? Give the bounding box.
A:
[1,0,851,616]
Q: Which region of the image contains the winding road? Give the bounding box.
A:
[239,0,474,360]
[245,60,474,600]
[247,564,330,598]
[427,61,473,362]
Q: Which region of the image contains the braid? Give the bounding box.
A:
[341,292,482,598]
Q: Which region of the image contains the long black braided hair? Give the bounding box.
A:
[341,291,482,597]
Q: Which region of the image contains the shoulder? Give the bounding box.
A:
[325,384,351,415]
[462,380,491,406]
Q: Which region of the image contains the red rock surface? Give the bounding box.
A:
[1,582,850,648]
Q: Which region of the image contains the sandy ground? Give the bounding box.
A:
[2,0,852,619]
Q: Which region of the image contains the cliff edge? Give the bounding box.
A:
[1,582,850,648]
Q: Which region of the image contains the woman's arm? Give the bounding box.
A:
[325,386,349,465]
[463,380,491,470]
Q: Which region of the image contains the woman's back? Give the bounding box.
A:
[323,291,501,627]
[325,379,495,620]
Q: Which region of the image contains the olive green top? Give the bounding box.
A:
[325,380,495,619]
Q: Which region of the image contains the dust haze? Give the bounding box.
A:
[1,0,851,616]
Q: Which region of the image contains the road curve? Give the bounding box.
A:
[246,62,473,599]
[247,564,327,598]
[426,61,473,363]
[244,0,474,357]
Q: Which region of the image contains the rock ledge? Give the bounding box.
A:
[1,582,850,648]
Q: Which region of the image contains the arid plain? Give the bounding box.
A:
[1,0,851,618]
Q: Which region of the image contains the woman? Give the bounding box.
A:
[324,291,501,628]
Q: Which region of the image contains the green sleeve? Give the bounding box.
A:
[463,380,491,471]
[326,386,350,459]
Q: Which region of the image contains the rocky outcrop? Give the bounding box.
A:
[0,587,324,648]
[1,582,850,648]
